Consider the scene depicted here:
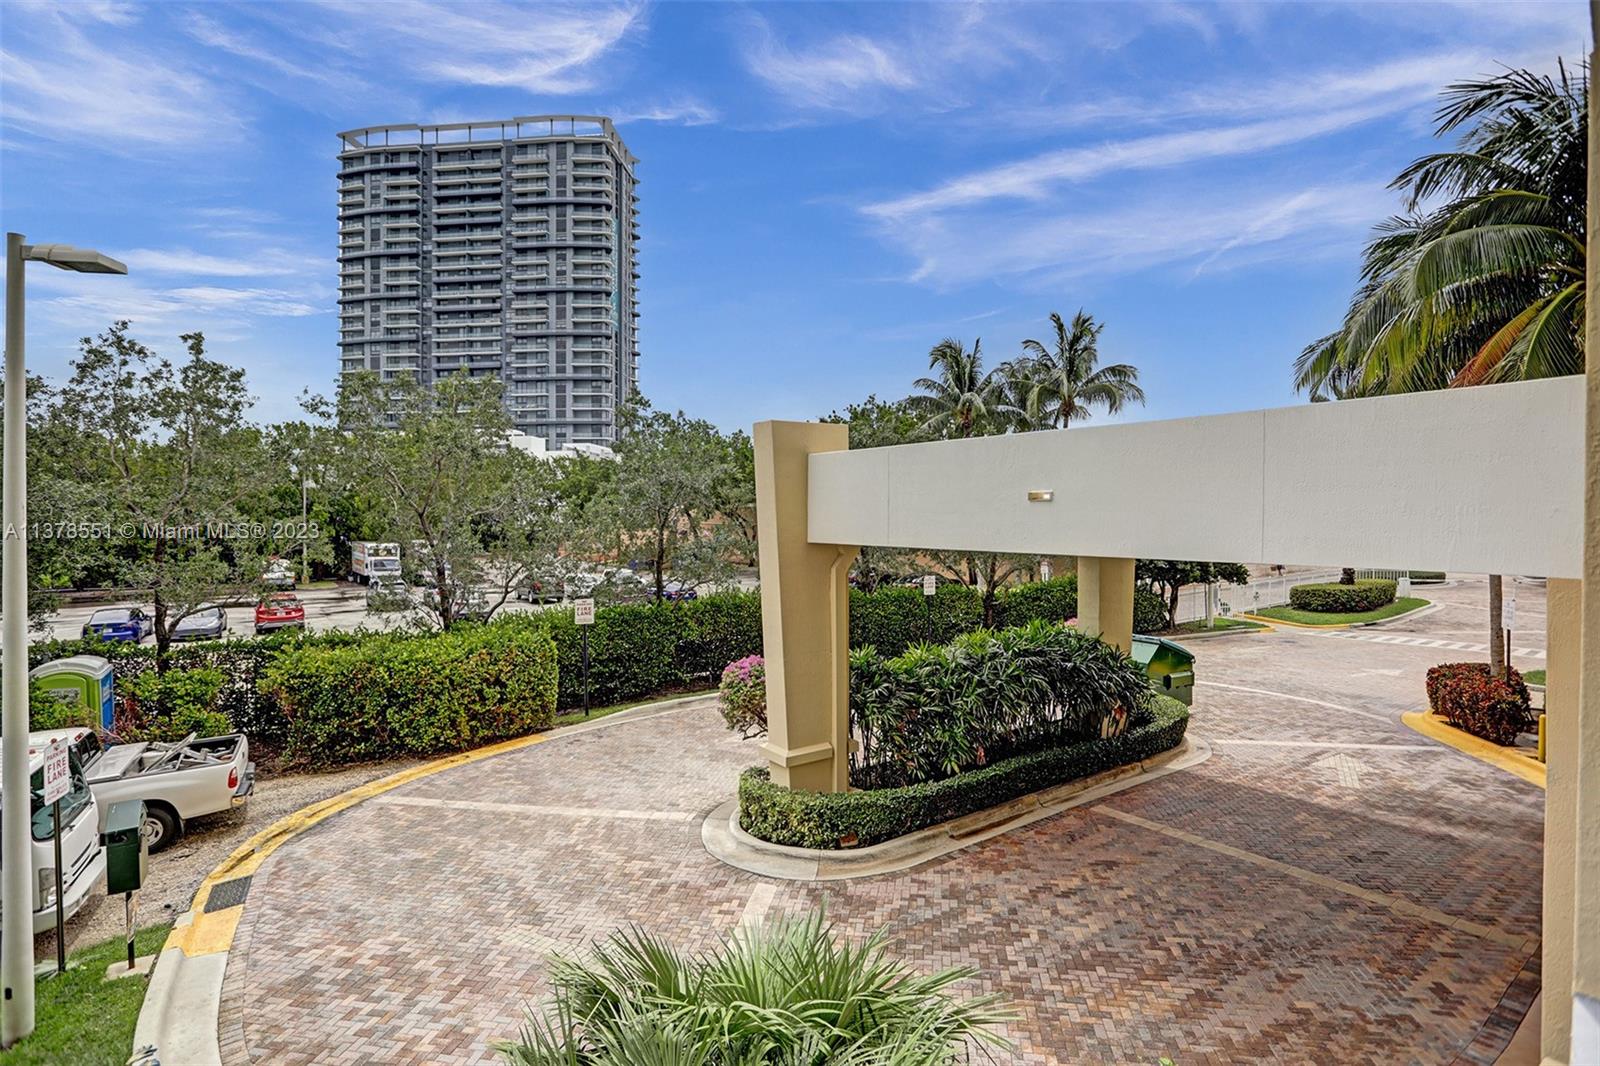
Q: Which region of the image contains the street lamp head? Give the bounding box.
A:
[22,243,128,275]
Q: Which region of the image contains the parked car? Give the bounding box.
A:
[366,576,412,611]
[254,592,306,635]
[661,580,699,603]
[0,735,105,932]
[261,560,296,589]
[45,726,254,852]
[171,604,229,642]
[81,606,152,643]
[515,572,567,603]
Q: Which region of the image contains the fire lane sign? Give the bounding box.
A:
[42,741,70,805]
[574,598,596,626]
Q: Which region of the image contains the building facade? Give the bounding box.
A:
[337,115,639,446]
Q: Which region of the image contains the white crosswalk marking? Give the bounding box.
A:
[1307,628,1545,659]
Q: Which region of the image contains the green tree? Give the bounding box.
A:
[592,402,732,600]
[709,429,758,567]
[905,338,1011,439]
[50,323,273,659]
[1295,61,1587,676]
[335,371,561,628]
[1137,560,1251,629]
[1013,310,1145,429]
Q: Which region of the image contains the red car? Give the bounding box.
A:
[254,592,306,635]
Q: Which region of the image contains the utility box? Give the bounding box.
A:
[1130,635,1195,706]
[29,655,115,730]
[101,800,148,895]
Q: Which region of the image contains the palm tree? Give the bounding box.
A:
[1296,61,1587,676]
[906,337,1011,439]
[498,912,1012,1064]
[1016,311,1145,429]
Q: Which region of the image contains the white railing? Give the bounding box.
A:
[1170,568,1345,623]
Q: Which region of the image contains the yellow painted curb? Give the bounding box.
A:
[166,729,552,958]
[1402,711,1546,789]
[1240,613,1352,630]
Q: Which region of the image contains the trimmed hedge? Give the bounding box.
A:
[259,623,557,767]
[24,629,366,745]
[543,580,1090,711]
[738,694,1190,849]
[1426,661,1533,745]
[1288,579,1398,613]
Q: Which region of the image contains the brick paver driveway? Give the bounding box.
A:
[218,577,1545,1064]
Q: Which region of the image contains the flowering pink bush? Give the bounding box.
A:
[719,655,767,738]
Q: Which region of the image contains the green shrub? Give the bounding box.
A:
[260,622,557,767]
[1426,661,1533,745]
[992,576,1078,629]
[28,679,95,732]
[1132,586,1168,634]
[123,667,230,741]
[846,619,1153,789]
[739,694,1189,848]
[1287,579,1398,613]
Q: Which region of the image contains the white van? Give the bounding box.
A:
[0,737,105,933]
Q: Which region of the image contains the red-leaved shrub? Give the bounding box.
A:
[1426,662,1533,746]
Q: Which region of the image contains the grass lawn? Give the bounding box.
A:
[554,687,716,728]
[1161,617,1267,635]
[8,923,171,1066]
[1524,669,1546,686]
[1252,597,1430,627]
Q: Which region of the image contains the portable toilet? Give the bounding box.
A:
[29,655,115,730]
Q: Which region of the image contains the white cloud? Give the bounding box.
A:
[877,180,1396,289]
[315,0,642,94]
[864,104,1395,222]
[0,11,239,149]
[120,247,312,278]
[611,99,720,127]
[741,18,918,112]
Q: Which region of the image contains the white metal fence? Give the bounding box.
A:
[1171,568,1346,624]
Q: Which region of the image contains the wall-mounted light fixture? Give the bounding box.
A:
[1027,490,1054,502]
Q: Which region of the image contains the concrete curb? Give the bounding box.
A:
[133,691,717,1065]
[1401,711,1546,789]
[701,736,1213,881]
[1155,623,1272,640]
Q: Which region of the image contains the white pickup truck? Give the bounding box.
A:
[41,727,255,852]
[0,737,105,933]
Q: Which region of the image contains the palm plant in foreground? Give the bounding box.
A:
[1014,311,1145,429]
[1294,60,1587,676]
[498,912,1013,1065]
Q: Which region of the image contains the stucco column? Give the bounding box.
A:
[1544,578,1581,1060]
[1077,556,1135,653]
[753,421,857,793]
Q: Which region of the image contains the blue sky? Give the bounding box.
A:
[0,0,1588,431]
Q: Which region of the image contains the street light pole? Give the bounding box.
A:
[2,234,126,1048]
[2,234,32,1048]
[301,474,310,586]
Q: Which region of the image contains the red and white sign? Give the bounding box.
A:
[42,741,70,806]
[574,598,596,626]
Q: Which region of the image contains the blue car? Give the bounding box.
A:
[81,606,153,643]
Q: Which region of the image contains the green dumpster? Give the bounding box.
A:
[1131,635,1195,705]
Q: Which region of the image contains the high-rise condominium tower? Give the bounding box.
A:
[337,115,639,446]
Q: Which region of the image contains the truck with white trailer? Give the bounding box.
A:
[350,541,402,584]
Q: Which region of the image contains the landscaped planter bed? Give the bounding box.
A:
[738,694,1189,850]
